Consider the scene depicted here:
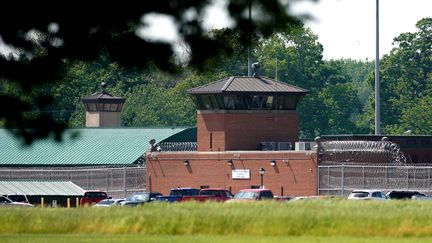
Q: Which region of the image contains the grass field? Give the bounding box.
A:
[2,199,432,242]
[3,234,432,243]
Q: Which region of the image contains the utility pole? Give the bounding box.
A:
[375,0,381,135]
[247,0,252,76]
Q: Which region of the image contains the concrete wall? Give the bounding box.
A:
[146,150,317,196]
[197,110,299,151]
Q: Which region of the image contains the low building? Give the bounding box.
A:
[0,127,194,198]
[0,180,85,207]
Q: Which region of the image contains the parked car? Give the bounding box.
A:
[347,190,388,201]
[5,194,29,203]
[120,192,162,206]
[180,188,233,202]
[0,196,33,207]
[386,191,426,200]
[93,198,125,207]
[290,196,328,201]
[227,189,274,202]
[155,188,200,202]
[412,194,432,200]
[80,191,109,206]
[274,196,294,201]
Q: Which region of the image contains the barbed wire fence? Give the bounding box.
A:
[158,142,197,152]
[0,166,146,198]
[318,164,432,197]
[318,139,407,164]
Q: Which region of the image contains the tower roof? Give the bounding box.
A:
[188,76,309,95]
[82,92,125,104]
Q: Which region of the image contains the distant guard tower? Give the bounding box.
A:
[82,82,125,127]
[188,64,309,151]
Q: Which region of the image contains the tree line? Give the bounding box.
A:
[2,17,431,140]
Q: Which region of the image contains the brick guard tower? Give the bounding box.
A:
[188,75,309,151]
[82,82,125,127]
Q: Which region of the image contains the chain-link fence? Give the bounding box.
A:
[0,166,146,198]
[319,164,432,197]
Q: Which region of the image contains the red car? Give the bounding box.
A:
[180,188,233,202]
[228,189,274,202]
[80,191,109,206]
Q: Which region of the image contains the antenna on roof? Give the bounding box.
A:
[275,58,278,122]
[100,82,107,94]
[252,62,260,77]
[247,0,252,77]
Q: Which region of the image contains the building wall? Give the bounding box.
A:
[146,151,317,196]
[197,110,299,151]
[196,111,226,151]
[85,111,121,127]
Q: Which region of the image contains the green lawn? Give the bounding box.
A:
[2,200,432,242]
[2,235,432,243]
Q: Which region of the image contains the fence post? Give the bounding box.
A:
[327,166,330,193]
[123,168,127,198]
[341,164,345,197]
[317,166,320,196]
[407,167,410,190]
[106,169,109,194]
[385,166,388,191]
[90,170,93,188]
[362,166,365,188]
[428,167,431,194]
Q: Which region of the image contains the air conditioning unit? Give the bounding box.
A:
[277,142,292,151]
[295,142,316,151]
[261,141,277,151]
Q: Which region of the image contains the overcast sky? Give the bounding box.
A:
[204,0,432,61]
[292,0,431,60]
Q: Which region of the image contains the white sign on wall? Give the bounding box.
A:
[232,169,250,179]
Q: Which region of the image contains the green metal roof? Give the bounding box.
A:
[0,181,85,196]
[159,127,197,143]
[0,128,191,167]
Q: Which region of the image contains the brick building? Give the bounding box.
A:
[145,76,320,196]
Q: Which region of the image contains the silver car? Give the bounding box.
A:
[347,190,388,201]
[93,198,125,207]
[0,196,33,207]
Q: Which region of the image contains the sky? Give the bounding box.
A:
[202,0,432,60]
[291,0,432,60]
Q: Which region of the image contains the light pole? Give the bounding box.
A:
[259,167,265,189]
[375,0,381,135]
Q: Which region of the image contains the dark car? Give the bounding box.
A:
[386,191,426,200]
[227,189,274,202]
[180,188,233,202]
[155,188,200,202]
[120,192,162,206]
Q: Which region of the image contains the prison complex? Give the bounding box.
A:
[1,74,432,199]
[145,74,432,196]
